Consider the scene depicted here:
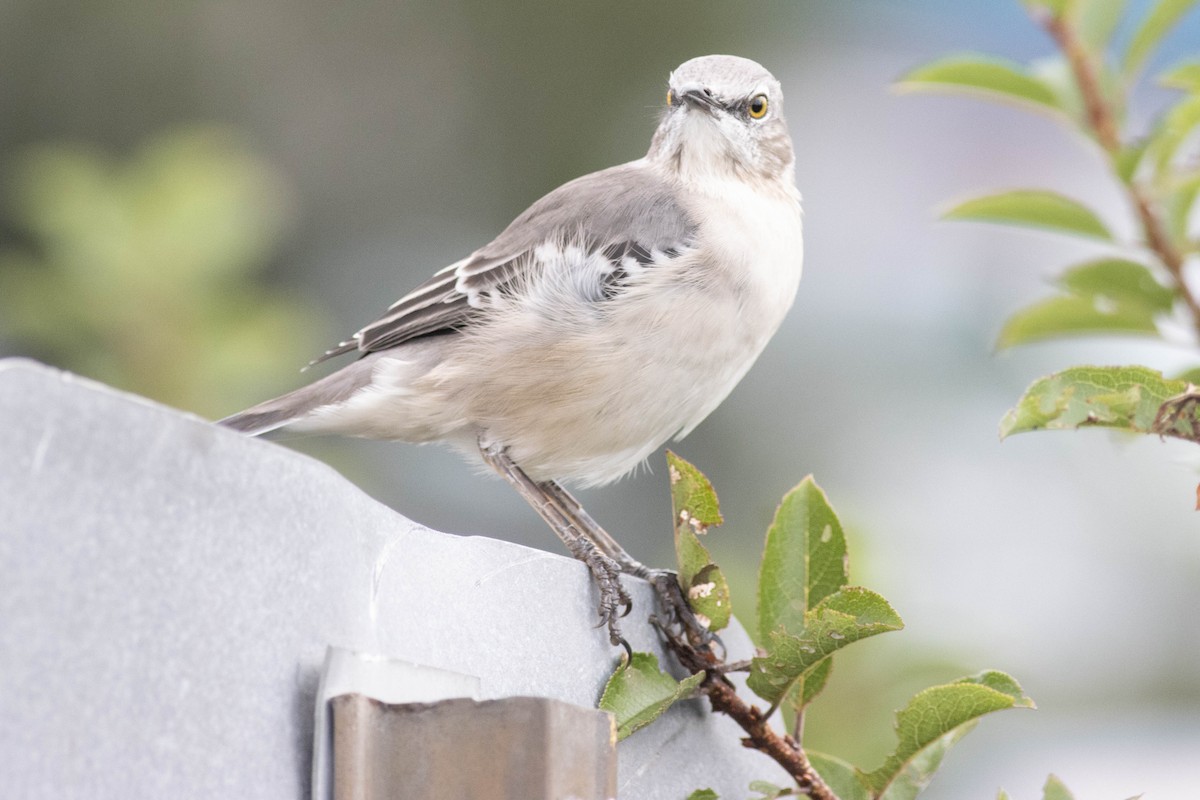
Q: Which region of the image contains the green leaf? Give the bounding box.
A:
[896,55,1065,115]
[1043,774,1076,800]
[757,476,849,641]
[748,588,903,706]
[1123,0,1200,78]
[687,790,720,800]
[1148,93,1200,174]
[859,671,1035,800]
[1058,258,1175,310]
[773,661,835,736]
[1165,172,1200,244]
[1159,58,1200,91]
[965,669,1035,701]
[676,525,714,593]
[999,365,1200,441]
[1073,0,1129,53]
[757,476,850,710]
[809,752,871,800]
[997,258,1176,348]
[666,451,722,529]
[942,190,1113,241]
[687,562,732,632]
[998,295,1161,347]
[0,129,318,418]
[748,780,790,799]
[666,453,730,631]
[1115,138,1151,183]
[1022,0,1070,16]
[598,652,705,740]
[797,657,833,708]
[1174,365,1200,383]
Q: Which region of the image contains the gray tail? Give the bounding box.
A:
[217,404,302,437]
[217,354,379,436]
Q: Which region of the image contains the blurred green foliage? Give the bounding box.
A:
[0,126,325,417]
[901,0,1200,463]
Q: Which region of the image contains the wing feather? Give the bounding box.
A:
[309,159,697,366]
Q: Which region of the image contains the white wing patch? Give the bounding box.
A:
[519,238,691,308]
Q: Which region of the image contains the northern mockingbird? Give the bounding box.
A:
[220,54,803,648]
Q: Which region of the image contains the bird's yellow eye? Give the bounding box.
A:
[748,94,768,119]
[666,89,674,106]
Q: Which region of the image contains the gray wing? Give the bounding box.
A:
[311,160,697,364]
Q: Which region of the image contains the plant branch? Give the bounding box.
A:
[662,630,839,800]
[1044,14,1120,151]
[714,658,753,673]
[1040,11,1200,339]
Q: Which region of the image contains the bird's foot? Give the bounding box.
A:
[647,569,722,653]
[567,535,633,652]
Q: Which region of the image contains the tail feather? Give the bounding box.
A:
[217,354,381,436]
[217,406,302,436]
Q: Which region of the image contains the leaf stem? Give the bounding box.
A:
[663,635,839,800]
[1040,10,1200,339]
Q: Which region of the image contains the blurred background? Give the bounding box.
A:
[2,0,1198,796]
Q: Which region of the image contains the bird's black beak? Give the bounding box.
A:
[680,88,720,115]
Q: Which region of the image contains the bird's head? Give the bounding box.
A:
[648,55,794,186]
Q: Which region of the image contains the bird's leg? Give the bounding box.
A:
[540,479,713,647]
[478,442,632,649]
[540,481,651,578]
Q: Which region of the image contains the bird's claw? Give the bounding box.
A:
[647,569,718,650]
[569,536,632,648]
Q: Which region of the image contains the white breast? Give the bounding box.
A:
[665,175,804,436]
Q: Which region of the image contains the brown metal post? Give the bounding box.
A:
[330,694,617,800]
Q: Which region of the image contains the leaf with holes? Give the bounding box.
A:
[665,453,730,630]
[686,562,732,632]
[666,450,722,530]
[748,587,903,706]
[999,365,1200,441]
